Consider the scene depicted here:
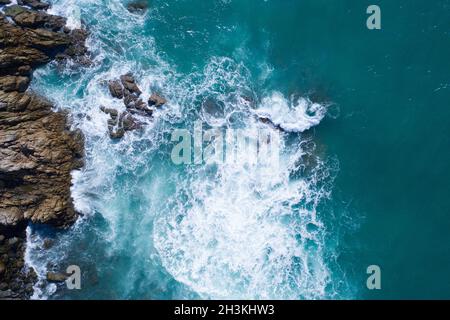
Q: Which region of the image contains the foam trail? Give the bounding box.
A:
[255,92,327,132]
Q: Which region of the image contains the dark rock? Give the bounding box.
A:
[18,0,50,10]
[127,1,148,14]
[0,76,30,92]
[46,272,67,282]
[0,261,5,274]
[109,128,125,139]
[100,106,119,119]
[17,65,32,76]
[120,74,142,95]
[7,237,19,246]
[148,93,167,108]
[5,5,66,31]
[108,80,124,99]
[56,28,90,66]
[0,235,4,243]
[42,238,53,250]
[0,0,11,5]
[121,112,141,131]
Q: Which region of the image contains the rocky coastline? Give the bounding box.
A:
[0,0,87,299]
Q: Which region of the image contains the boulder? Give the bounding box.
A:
[120,112,141,131]
[148,93,167,108]
[100,106,119,119]
[108,80,124,99]
[120,74,142,95]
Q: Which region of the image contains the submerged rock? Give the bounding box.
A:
[46,272,67,283]
[127,0,149,14]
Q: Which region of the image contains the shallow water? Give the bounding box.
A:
[24,0,450,299]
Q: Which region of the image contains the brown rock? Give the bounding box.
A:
[148,93,167,108]
[17,0,50,10]
[108,80,124,99]
[120,112,141,132]
[0,76,30,92]
[46,272,67,282]
[100,106,119,118]
[120,74,142,95]
[4,5,66,31]
[0,261,5,275]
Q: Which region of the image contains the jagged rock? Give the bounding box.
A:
[46,272,67,282]
[108,80,124,99]
[0,0,11,5]
[100,106,119,119]
[127,0,149,14]
[0,76,30,92]
[121,112,141,131]
[120,74,142,95]
[0,4,88,299]
[55,28,90,66]
[109,128,125,139]
[148,93,167,108]
[18,0,50,10]
[5,5,66,31]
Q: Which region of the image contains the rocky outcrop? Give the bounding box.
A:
[4,5,65,31]
[148,92,167,108]
[102,73,167,139]
[0,2,87,299]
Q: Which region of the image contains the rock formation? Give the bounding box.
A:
[0,1,87,299]
[102,73,167,139]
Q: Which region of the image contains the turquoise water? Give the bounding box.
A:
[25,0,450,299]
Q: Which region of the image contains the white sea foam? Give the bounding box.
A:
[255,92,327,132]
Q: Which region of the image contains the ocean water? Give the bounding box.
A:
[23,0,450,299]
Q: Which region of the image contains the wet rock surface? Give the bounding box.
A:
[101,74,167,139]
[0,3,88,299]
